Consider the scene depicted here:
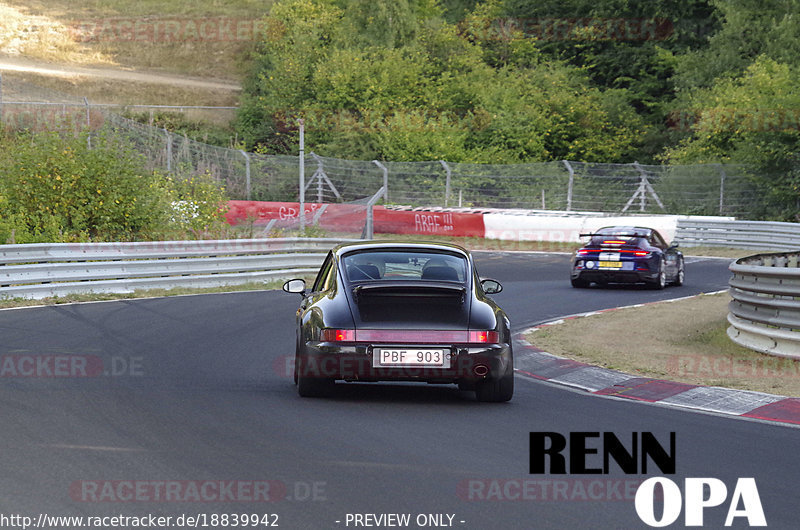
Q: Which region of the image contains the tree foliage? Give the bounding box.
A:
[666,0,800,219]
[237,0,645,163]
[233,0,800,218]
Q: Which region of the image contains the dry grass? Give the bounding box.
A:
[2,1,271,78]
[525,292,800,397]
[678,246,771,259]
[8,0,269,18]
[5,71,240,108]
[0,3,113,64]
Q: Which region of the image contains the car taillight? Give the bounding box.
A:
[634,250,649,257]
[321,329,356,342]
[468,331,499,344]
[602,240,627,245]
[577,249,592,255]
[321,329,499,343]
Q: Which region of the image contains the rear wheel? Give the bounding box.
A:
[670,258,685,286]
[475,359,514,402]
[647,259,667,290]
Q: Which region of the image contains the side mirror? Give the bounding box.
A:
[282,278,306,295]
[480,278,503,295]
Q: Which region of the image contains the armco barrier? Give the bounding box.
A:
[675,219,800,251]
[0,238,355,300]
[728,252,800,358]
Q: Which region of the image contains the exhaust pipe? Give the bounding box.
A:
[473,364,489,377]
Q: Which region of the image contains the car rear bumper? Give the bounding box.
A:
[571,269,660,284]
[297,343,512,383]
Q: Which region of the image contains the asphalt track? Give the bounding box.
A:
[0,252,797,529]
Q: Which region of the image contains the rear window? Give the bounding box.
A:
[341,250,467,283]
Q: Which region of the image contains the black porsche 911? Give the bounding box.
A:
[282,241,513,402]
[570,226,684,289]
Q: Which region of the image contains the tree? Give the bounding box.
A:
[664,57,800,219]
[236,0,646,164]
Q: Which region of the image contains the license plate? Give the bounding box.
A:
[599,261,622,268]
[374,348,449,368]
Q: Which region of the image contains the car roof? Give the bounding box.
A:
[331,240,470,259]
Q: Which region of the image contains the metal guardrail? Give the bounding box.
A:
[0,238,356,300]
[728,252,800,359]
[675,219,800,251]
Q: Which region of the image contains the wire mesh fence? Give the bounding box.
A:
[0,73,765,218]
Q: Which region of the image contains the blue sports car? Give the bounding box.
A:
[570,226,684,289]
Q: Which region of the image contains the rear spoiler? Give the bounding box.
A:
[353,281,465,302]
[579,233,647,238]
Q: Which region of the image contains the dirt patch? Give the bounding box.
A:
[525,292,800,397]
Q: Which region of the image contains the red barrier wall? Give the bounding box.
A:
[226,201,486,238]
[373,208,485,237]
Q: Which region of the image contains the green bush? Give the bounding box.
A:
[162,170,230,236]
[0,130,230,243]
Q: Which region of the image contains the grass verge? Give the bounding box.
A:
[0,276,316,310]
[524,292,800,397]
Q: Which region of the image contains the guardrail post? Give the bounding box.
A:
[240,150,251,200]
[718,165,726,215]
[563,160,574,211]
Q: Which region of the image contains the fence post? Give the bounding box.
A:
[719,165,726,215]
[440,160,451,207]
[83,97,91,128]
[363,186,386,240]
[563,160,574,211]
[163,128,172,172]
[240,150,251,200]
[84,97,92,149]
[317,156,323,203]
[372,160,388,202]
[298,119,305,228]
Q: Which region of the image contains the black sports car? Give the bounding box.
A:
[570,226,684,289]
[282,241,513,402]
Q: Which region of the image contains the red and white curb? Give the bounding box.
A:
[513,292,800,427]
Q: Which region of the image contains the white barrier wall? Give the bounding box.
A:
[483,214,733,244]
